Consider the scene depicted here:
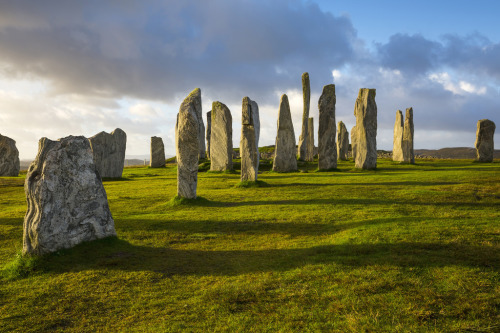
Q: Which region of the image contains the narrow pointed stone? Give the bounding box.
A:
[403,107,414,164]
[0,134,20,176]
[318,84,337,170]
[351,126,357,161]
[353,88,377,169]
[393,110,404,162]
[206,111,212,159]
[240,97,260,181]
[306,117,314,162]
[337,121,349,161]
[210,101,233,171]
[475,119,496,162]
[88,128,127,178]
[297,72,310,160]
[176,89,200,199]
[150,136,165,168]
[273,94,297,172]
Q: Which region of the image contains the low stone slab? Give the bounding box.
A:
[88,128,126,178]
[150,136,165,168]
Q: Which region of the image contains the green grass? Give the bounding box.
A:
[0,158,499,332]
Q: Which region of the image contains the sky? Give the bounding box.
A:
[0,0,498,159]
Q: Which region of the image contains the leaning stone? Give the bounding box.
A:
[475,119,496,162]
[176,89,200,199]
[0,134,20,176]
[297,72,310,161]
[351,126,357,160]
[206,111,212,159]
[150,136,165,168]
[88,128,127,178]
[337,121,349,161]
[272,94,297,172]
[318,84,337,170]
[393,110,404,162]
[23,136,116,255]
[210,101,233,171]
[353,88,377,169]
[306,117,314,161]
[240,97,260,181]
[403,107,415,164]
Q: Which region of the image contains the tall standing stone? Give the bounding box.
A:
[351,126,357,161]
[403,107,415,164]
[475,119,496,162]
[210,101,233,171]
[273,94,297,172]
[176,89,200,199]
[150,136,165,168]
[0,134,20,177]
[337,121,349,161]
[23,136,116,255]
[206,111,212,159]
[184,88,205,159]
[306,117,314,161]
[297,72,310,161]
[353,88,377,169]
[393,110,404,162]
[240,97,260,181]
[318,84,337,170]
[88,128,127,178]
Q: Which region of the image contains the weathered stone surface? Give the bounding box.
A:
[0,134,20,176]
[475,119,496,162]
[351,126,357,160]
[337,121,349,161]
[210,101,233,171]
[150,136,165,168]
[318,84,337,170]
[353,88,377,169]
[88,128,126,178]
[393,110,404,162]
[306,117,314,161]
[273,94,297,172]
[206,111,212,159]
[240,97,260,181]
[182,88,205,159]
[23,136,116,255]
[403,107,414,164]
[176,89,200,199]
[297,72,310,161]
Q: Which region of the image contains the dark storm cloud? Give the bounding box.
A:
[0,0,357,104]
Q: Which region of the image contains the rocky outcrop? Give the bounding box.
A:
[273,94,297,172]
[318,84,337,170]
[0,134,20,176]
[150,136,165,168]
[475,119,496,162]
[206,111,211,159]
[393,110,404,162]
[23,136,116,255]
[337,121,349,161]
[88,128,126,178]
[176,89,200,199]
[306,117,314,161]
[240,97,260,181]
[297,72,310,161]
[353,88,377,169]
[403,107,414,164]
[210,101,233,171]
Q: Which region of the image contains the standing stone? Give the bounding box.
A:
[273,94,297,172]
[150,136,165,168]
[403,107,415,164]
[88,128,126,178]
[240,97,260,181]
[206,111,212,159]
[0,134,20,176]
[176,89,200,199]
[23,136,116,255]
[182,88,205,159]
[337,121,349,161]
[306,117,314,161]
[297,72,310,161]
[351,126,357,161]
[318,84,337,170]
[393,110,404,162]
[210,101,233,171]
[353,88,377,169]
[475,119,496,162]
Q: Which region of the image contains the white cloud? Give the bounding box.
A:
[428,72,487,96]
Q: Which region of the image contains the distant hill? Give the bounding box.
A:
[415,147,500,159]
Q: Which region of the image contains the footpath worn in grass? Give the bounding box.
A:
[0,159,499,332]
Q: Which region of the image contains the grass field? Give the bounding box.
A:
[1,158,499,332]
